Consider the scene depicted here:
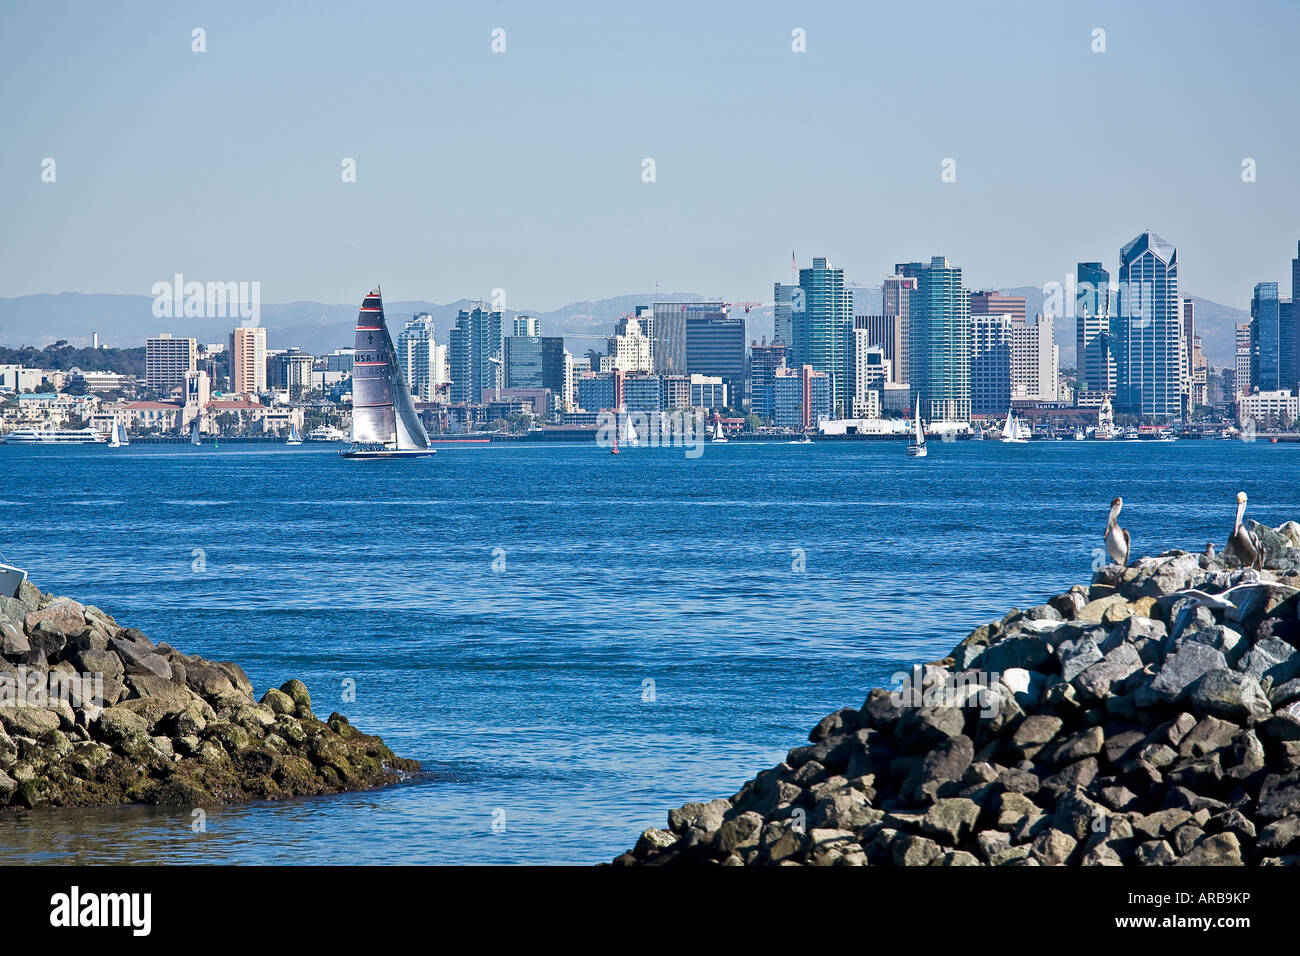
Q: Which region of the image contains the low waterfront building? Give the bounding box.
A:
[1237,389,1299,426]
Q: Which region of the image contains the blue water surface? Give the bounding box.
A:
[0,438,1295,863]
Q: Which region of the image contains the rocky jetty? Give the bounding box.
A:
[616,519,1300,866]
[0,578,417,810]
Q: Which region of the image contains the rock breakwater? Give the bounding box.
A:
[615,519,1300,866]
[0,577,418,810]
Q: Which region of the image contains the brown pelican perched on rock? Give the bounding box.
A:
[1203,542,1216,561]
[1105,497,1130,567]
[1225,492,1263,570]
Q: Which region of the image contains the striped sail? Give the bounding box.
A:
[351,289,430,450]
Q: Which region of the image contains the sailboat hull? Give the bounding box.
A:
[339,446,436,459]
[906,444,927,457]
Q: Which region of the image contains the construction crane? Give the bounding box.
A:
[724,301,768,315]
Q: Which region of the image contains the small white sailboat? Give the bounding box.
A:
[190,419,202,446]
[286,423,303,446]
[906,405,927,457]
[1073,428,1085,441]
[1001,407,1028,444]
[711,418,727,443]
[622,412,639,448]
[108,421,129,448]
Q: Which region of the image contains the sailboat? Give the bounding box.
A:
[342,288,436,459]
[108,421,128,448]
[621,411,639,448]
[190,419,202,446]
[906,405,927,457]
[285,423,303,446]
[711,418,727,443]
[1001,407,1028,443]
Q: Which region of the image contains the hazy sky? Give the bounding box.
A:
[2,0,1297,312]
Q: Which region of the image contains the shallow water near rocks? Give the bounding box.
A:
[0,439,1295,864]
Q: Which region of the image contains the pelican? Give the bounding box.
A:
[1105,497,1130,567]
[1225,492,1263,570]
[1203,542,1216,561]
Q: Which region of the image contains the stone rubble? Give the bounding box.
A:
[615,519,1300,866]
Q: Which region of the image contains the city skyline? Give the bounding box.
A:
[2,1,1298,310]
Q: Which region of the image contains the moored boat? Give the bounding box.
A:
[1,426,107,444]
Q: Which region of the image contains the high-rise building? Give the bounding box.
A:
[1075,262,1114,395]
[1250,281,1281,393]
[749,342,787,422]
[1281,300,1297,393]
[970,291,1027,325]
[228,326,267,395]
[652,302,724,375]
[846,330,890,418]
[660,374,691,411]
[772,283,799,347]
[1235,323,1253,399]
[602,316,653,373]
[577,373,615,413]
[268,348,314,400]
[449,305,503,404]
[770,364,832,429]
[685,310,746,409]
[1011,314,1058,403]
[146,333,198,393]
[505,335,569,401]
[1179,298,1196,418]
[1116,231,1182,420]
[970,313,1013,415]
[1292,241,1300,388]
[396,314,447,402]
[512,315,540,337]
[794,257,853,415]
[1192,335,1208,409]
[855,314,900,383]
[909,257,970,421]
[881,273,917,385]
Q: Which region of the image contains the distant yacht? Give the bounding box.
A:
[906,405,927,457]
[622,411,639,448]
[2,426,107,445]
[285,423,303,446]
[711,418,727,443]
[190,419,202,446]
[342,288,436,459]
[1073,428,1085,441]
[1000,407,1029,443]
[1093,396,1116,440]
[108,421,128,448]
[307,425,346,442]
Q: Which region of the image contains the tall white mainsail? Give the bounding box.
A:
[350,288,431,453]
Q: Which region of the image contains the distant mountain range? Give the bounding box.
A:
[2,286,1248,368]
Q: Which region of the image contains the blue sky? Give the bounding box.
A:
[1,0,1297,312]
